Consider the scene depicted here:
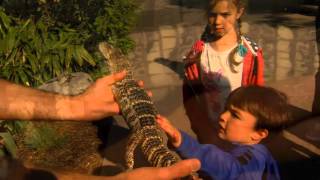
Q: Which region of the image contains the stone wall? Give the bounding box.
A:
[126,1,319,124]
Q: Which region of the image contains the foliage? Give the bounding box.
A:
[0,0,138,86]
[0,129,18,158]
[0,9,96,86]
[0,120,26,157]
[24,123,68,150]
[0,0,139,156]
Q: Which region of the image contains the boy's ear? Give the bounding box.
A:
[251,129,269,142]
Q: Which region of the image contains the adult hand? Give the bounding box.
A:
[1,157,200,180]
[73,71,126,121]
[156,115,182,148]
[113,159,201,180]
[73,71,152,121]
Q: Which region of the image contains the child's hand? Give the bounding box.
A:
[184,50,201,65]
[156,115,182,148]
[183,50,201,81]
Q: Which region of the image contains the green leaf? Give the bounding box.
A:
[43,71,50,82]
[52,56,62,76]
[17,69,29,86]
[65,47,72,68]
[78,46,96,66]
[4,48,18,67]
[20,19,31,32]
[26,53,38,73]
[5,28,18,53]
[73,45,83,66]
[0,9,12,29]
[0,132,17,158]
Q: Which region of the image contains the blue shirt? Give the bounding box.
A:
[177,131,280,180]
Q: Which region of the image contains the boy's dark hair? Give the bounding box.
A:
[225,86,291,131]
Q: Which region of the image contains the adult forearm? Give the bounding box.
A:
[0,79,82,121]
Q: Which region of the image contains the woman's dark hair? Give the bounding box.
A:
[225,86,292,131]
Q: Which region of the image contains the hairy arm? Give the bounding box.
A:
[0,71,126,121]
[1,157,200,180]
[0,79,83,121]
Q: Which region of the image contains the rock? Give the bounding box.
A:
[38,72,93,95]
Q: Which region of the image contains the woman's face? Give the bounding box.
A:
[207,0,242,38]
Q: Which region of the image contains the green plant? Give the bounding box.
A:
[0,8,96,87]
[0,120,26,157]
[0,0,139,156]
[24,123,68,150]
[0,129,17,158]
[0,0,138,87]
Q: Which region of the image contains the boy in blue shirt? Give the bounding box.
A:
[157,86,292,180]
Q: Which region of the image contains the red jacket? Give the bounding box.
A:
[182,37,265,143]
[184,37,264,86]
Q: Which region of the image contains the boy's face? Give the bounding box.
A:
[208,0,242,38]
[218,105,267,144]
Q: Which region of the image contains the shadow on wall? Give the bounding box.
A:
[245,14,317,82]
[248,14,315,28]
[154,58,184,79]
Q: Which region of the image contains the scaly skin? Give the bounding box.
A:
[98,42,181,168]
